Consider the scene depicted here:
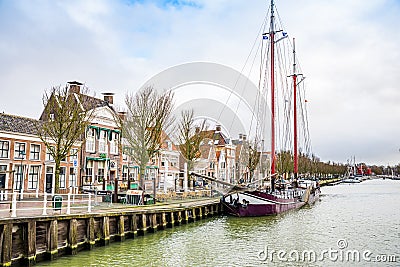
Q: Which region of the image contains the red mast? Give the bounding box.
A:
[293,38,298,181]
[270,0,276,191]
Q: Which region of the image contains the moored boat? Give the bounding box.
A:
[211,0,320,217]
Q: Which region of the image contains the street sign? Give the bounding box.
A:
[72,159,78,167]
[96,190,112,196]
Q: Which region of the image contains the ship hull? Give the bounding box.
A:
[222,188,320,217]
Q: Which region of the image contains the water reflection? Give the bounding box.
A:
[38,179,400,267]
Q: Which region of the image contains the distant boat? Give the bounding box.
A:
[342,176,361,184]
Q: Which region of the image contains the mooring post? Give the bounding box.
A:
[1,223,12,266]
[26,221,37,266]
[47,220,58,261]
[68,219,78,255]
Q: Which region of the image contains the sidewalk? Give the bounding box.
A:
[0,197,220,220]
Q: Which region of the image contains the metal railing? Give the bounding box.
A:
[0,190,94,219]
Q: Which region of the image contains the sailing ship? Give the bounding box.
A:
[193,0,320,216]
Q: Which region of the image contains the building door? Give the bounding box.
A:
[0,174,5,189]
[0,165,6,189]
[46,166,53,193]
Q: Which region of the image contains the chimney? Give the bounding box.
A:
[242,134,247,141]
[118,111,126,121]
[102,93,114,105]
[68,81,83,94]
[215,124,221,132]
[195,126,200,134]
[239,133,243,140]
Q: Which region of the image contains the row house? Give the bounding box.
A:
[193,138,218,187]
[121,131,181,193]
[233,134,270,184]
[194,125,237,186]
[157,135,181,191]
[0,113,80,196]
[47,82,123,191]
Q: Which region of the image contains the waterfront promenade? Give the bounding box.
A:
[0,195,220,220]
[0,194,222,267]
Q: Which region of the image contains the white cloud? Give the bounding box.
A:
[0,0,399,165]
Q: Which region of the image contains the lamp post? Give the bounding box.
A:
[18,151,25,201]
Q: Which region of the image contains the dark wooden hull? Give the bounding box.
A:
[222,188,320,217]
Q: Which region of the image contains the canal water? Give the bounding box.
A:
[38,179,400,266]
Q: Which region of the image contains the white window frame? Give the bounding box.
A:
[14,164,25,190]
[46,146,54,161]
[69,167,77,187]
[110,132,119,155]
[30,144,41,161]
[59,167,66,189]
[70,148,78,161]
[97,161,105,183]
[14,142,26,159]
[86,128,96,153]
[98,130,107,153]
[0,140,10,159]
[28,165,40,189]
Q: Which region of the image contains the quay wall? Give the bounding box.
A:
[0,200,222,267]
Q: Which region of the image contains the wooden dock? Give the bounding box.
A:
[0,198,222,267]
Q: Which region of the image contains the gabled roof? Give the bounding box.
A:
[201,129,229,146]
[39,88,112,121]
[0,113,41,135]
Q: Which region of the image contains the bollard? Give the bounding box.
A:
[88,193,92,213]
[11,192,17,217]
[67,193,71,215]
[42,193,47,216]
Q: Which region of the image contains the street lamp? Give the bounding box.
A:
[18,151,25,201]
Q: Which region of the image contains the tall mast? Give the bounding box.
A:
[293,38,298,181]
[270,0,276,191]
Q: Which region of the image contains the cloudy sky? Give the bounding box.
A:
[1,0,400,166]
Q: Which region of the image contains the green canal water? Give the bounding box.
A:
[37,179,400,266]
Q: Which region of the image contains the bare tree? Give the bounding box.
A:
[122,86,174,189]
[37,84,96,193]
[177,109,208,186]
[246,140,261,183]
[237,138,260,183]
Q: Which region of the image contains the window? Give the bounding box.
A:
[46,147,54,161]
[110,132,119,154]
[85,161,93,183]
[167,141,172,151]
[30,144,41,160]
[14,142,26,159]
[122,165,128,181]
[97,161,105,183]
[86,128,96,152]
[28,166,40,189]
[0,140,9,158]
[14,165,25,190]
[0,165,7,189]
[69,167,77,187]
[70,148,78,161]
[99,130,107,153]
[59,167,66,189]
